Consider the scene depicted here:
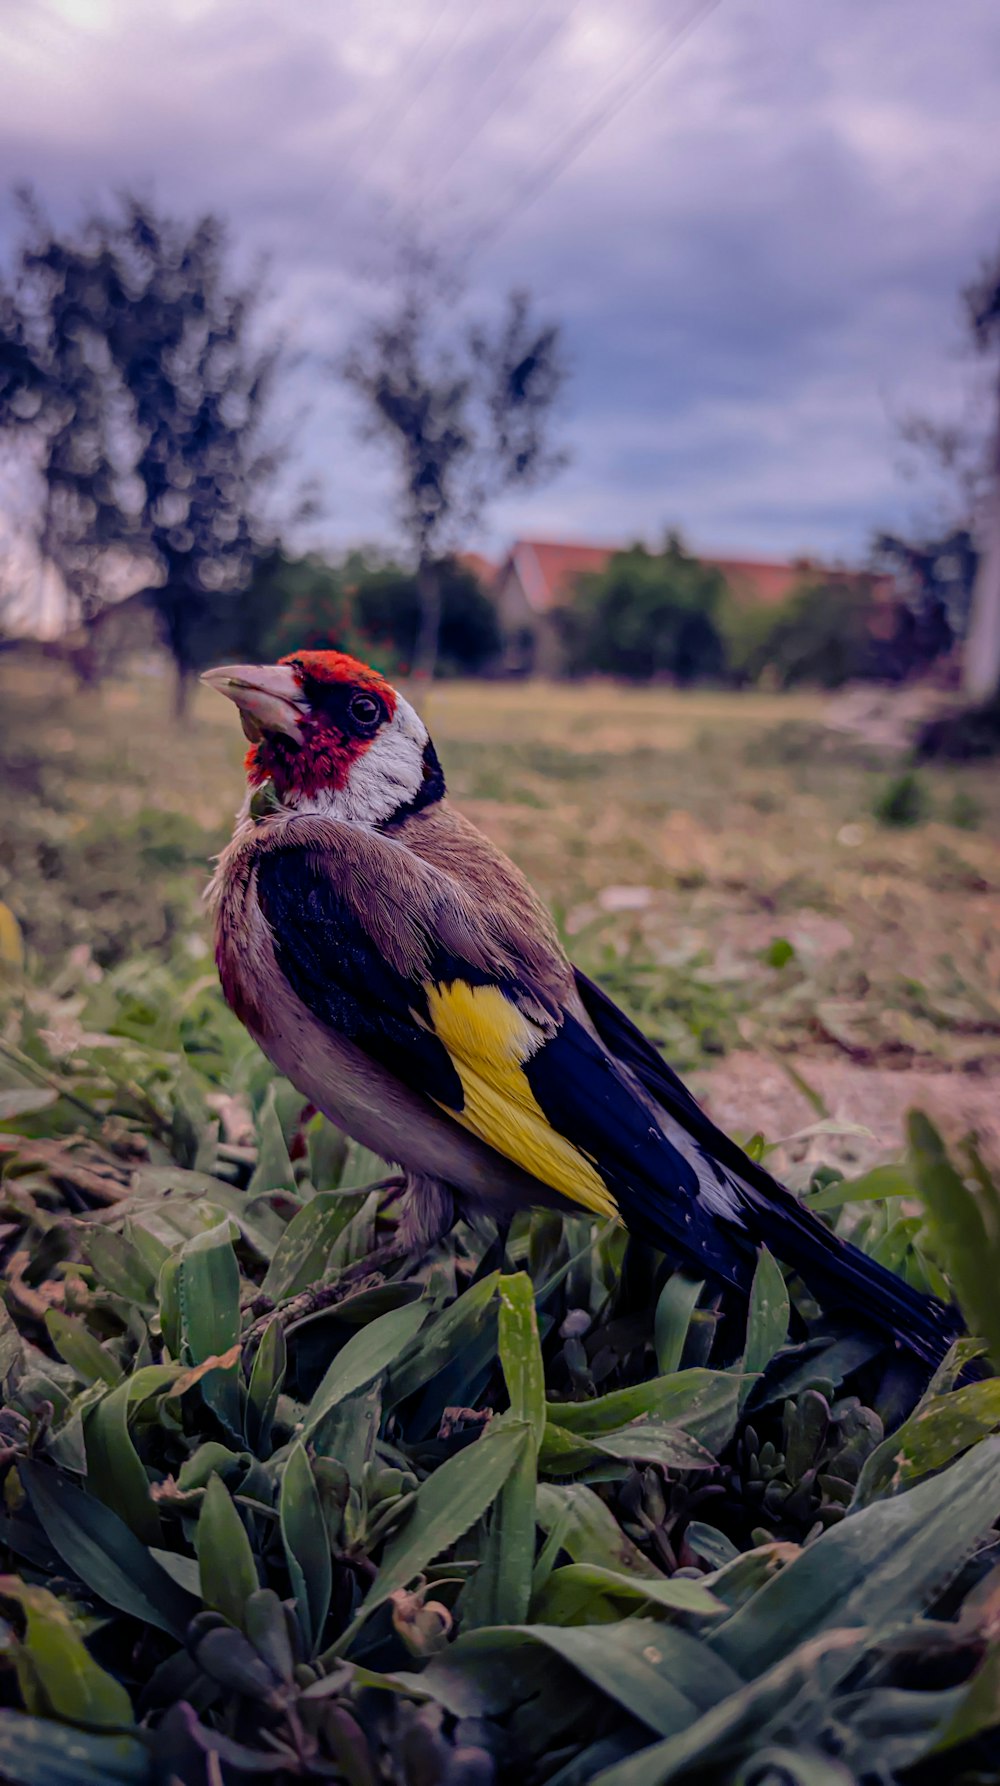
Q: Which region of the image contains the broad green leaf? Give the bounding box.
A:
[156,1254,181,1360]
[0,1710,149,1785]
[306,1111,348,1192]
[463,1273,545,1629]
[197,1475,260,1632]
[45,1313,122,1389]
[713,1437,1000,1678]
[803,1163,913,1211]
[337,1138,391,1190]
[531,1563,723,1626]
[83,1381,161,1545]
[653,1274,703,1375]
[740,1247,789,1407]
[853,1378,1000,1505]
[246,1082,296,1197]
[18,1462,197,1638]
[540,1418,715,1476]
[537,1484,663,1581]
[302,1300,428,1437]
[85,1228,157,1305]
[329,1419,531,1658]
[178,1218,240,1363]
[280,1442,332,1657]
[386,1271,500,1406]
[176,1442,250,1492]
[260,1191,360,1301]
[0,1575,133,1728]
[498,1272,546,1443]
[546,1368,740,1453]
[245,1316,286,1453]
[436,1620,739,1740]
[909,1113,1000,1365]
[589,1629,868,1785]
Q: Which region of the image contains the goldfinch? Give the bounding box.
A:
[204,650,958,1365]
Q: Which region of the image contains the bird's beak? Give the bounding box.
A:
[200,664,308,744]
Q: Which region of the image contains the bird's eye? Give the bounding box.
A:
[347,691,382,730]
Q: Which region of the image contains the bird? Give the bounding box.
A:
[203,648,960,1366]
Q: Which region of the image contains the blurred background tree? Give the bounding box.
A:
[565,535,726,682]
[351,553,500,677]
[344,253,566,684]
[723,573,880,689]
[0,192,288,711]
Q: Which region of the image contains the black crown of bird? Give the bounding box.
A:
[203,648,962,1367]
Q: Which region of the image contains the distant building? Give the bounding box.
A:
[487,538,889,675]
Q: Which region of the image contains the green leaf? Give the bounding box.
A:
[85,1229,157,1305]
[305,1111,348,1192]
[386,1271,500,1406]
[712,1437,1000,1678]
[537,1484,663,1581]
[440,1620,739,1740]
[653,1275,703,1375]
[908,1112,1000,1365]
[18,1462,197,1638]
[531,1563,724,1626]
[156,1253,181,1360]
[853,1378,1000,1505]
[302,1300,428,1438]
[177,1217,240,1363]
[45,1313,122,1389]
[260,1191,359,1302]
[246,1082,297,1197]
[740,1247,789,1407]
[245,1315,286,1453]
[196,1475,260,1632]
[280,1442,332,1657]
[0,1575,134,1728]
[546,1368,741,1453]
[0,1711,149,1786]
[329,1419,531,1658]
[462,1274,544,1628]
[803,1163,913,1211]
[83,1380,161,1545]
[540,1418,715,1476]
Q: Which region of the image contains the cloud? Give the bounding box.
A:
[1,0,997,561]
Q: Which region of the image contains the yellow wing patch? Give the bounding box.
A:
[423,980,618,1220]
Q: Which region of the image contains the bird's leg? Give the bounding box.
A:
[241,1174,457,1360]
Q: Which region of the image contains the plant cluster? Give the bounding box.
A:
[0,944,998,1785]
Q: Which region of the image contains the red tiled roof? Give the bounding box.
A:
[498,539,887,612]
[455,552,498,588]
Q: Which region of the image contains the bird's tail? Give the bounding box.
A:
[573,967,962,1369]
[734,1168,962,1367]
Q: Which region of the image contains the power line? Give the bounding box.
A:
[415,1,588,212]
[327,0,493,228]
[463,0,724,260]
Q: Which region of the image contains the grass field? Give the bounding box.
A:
[3,655,1000,1783]
[3,656,999,1166]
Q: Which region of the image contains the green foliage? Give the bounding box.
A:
[566,537,727,682]
[351,555,501,675]
[1,954,999,1783]
[873,768,930,827]
[721,574,879,688]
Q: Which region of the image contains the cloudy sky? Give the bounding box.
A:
[2,0,999,565]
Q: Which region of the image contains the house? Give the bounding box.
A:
[489,538,887,675]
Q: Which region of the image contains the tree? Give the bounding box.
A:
[566,536,726,683]
[343,254,565,683]
[963,247,1000,702]
[352,555,500,676]
[721,574,879,688]
[0,193,286,710]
